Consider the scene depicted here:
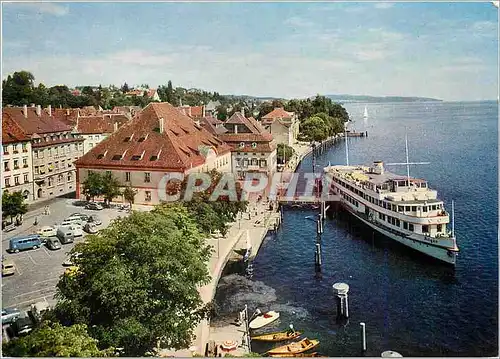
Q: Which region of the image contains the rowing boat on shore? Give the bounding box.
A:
[251,330,301,342]
[269,352,319,358]
[249,311,280,329]
[267,338,319,356]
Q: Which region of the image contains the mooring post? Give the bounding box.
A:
[315,242,322,266]
[360,322,366,352]
[332,283,350,318]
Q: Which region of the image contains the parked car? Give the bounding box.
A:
[8,234,43,253]
[45,237,62,250]
[37,226,58,237]
[85,202,103,210]
[69,213,90,222]
[2,259,16,276]
[60,217,84,227]
[10,316,34,336]
[2,222,16,232]
[83,223,99,234]
[56,226,82,244]
[62,252,81,267]
[87,215,102,225]
[2,308,21,324]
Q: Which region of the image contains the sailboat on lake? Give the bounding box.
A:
[363,106,368,119]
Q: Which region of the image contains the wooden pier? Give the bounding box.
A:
[346,131,368,137]
[277,195,340,206]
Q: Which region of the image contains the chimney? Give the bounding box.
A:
[36,105,41,117]
[159,117,164,134]
[23,105,28,118]
[48,105,52,117]
[179,97,183,107]
[66,108,70,116]
[114,122,118,132]
[234,124,238,134]
[188,107,192,117]
[202,105,206,118]
[241,108,245,118]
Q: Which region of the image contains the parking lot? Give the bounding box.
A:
[2,198,136,311]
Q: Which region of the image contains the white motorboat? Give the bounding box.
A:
[249,311,280,329]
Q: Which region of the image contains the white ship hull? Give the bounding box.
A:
[342,202,457,265]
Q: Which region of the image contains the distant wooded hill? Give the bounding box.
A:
[324,94,442,103]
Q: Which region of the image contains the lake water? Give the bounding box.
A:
[213,101,498,357]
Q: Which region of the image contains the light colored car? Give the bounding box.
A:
[2,307,21,324]
[87,215,102,226]
[2,259,16,276]
[83,223,99,234]
[69,213,89,222]
[37,226,57,237]
[85,202,103,210]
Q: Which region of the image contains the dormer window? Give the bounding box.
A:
[131,155,142,161]
[150,155,158,161]
[123,133,134,142]
[251,142,257,149]
[239,142,245,148]
[138,134,148,142]
[112,155,122,160]
[97,154,105,159]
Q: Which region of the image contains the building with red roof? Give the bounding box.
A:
[75,102,232,205]
[218,111,277,180]
[261,107,299,146]
[3,105,85,202]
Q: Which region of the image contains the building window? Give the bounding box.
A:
[23,158,28,168]
[144,172,151,183]
[236,159,241,167]
[2,145,8,155]
[409,223,414,232]
[14,176,19,185]
[125,172,131,182]
[13,160,19,169]
[67,173,72,182]
[48,177,53,186]
[422,225,429,234]
[13,145,19,154]
[55,161,59,170]
[58,174,63,183]
[5,178,10,187]
[23,174,29,183]
[4,162,9,171]
[145,191,152,201]
[48,163,53,172]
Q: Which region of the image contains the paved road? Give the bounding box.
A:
[2,198,129,312]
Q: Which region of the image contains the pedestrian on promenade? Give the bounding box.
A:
[34,217,39,226]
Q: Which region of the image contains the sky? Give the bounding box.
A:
[2,1,498,101]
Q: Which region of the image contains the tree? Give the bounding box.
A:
[101,172,122,206]
[216,105,228,121]
[2,321,114,357]
[121,82,130,93]
[2,71,35,105]
[276,144,295,165]
[82,172,104,202]
[122,186,137,208]
[166,80,174,104]
[2,191,28,224]
[299,116,330,142]
[54,206,212,356]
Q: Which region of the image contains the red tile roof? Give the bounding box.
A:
[190,106,204,118]
[75,102,231,171]
[199,116,227,135]
[261,107,295,125]
[2,113,30,144]
[76,114,129,134]
[3,107,73,135]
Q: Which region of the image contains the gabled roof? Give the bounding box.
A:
[224,112,273,141]
[75,102,231,171]
[199,117,227,135]
[76,114,129,134]
[261,107,295,125]
[219,112,275,152]
[3,107,73,135]
[2,113,30,144]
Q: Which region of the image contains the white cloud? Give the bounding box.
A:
[284,16,315,28]
[374,3,394,9]
[12,3,69,16]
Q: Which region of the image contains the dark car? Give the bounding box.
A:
[85,202,103,211]
[87,215,102,226]
[45,237,62,250]
[10,316,34,336]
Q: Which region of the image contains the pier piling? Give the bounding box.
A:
[332,282,350,318]
[360,322,367,352]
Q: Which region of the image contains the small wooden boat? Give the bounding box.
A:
[269,352,319,358]
[267,338,319,356]
[251,330,302,342]
[249,311,280,329]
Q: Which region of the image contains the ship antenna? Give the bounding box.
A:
[385,130,430,190]
[344,122,349,166]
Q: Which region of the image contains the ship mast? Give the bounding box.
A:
[386,132,430,190]
[344,122,349,166]
[451,200,455,238]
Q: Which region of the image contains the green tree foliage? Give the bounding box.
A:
[101,172,122,206]
[82,172,104,202]
[2,71,35,105]
[121,82,130,93]
[2,321,114,357]
[122,186,137,208]
[276,143,295,164]
[216,105,228,121]
[54,206,212,356]
[2,191,28,224]
[299,116,330,141]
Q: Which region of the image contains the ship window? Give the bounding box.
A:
[409,223,414,232]
[395,219,400,227]
[431,205,436,210]
[379,212,383,219]
[405,206,410,211]
[423,206,428,212]
[403,222,408,230]
[437,224,442,232]
[398,206,403,212]
[412,206,417,211]
[422,225,429,233]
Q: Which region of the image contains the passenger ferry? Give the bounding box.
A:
[323,160,459,264]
